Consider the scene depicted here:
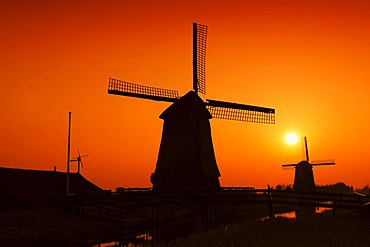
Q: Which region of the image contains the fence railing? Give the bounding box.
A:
[6,188,368,223]
[76,188,370,225]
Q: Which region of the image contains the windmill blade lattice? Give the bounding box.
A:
[206,99,275,124]
[108,78,179,102]
[193,23,208,94]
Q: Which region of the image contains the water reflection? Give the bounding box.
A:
[261,206,332,221]
[316,206,331,214]
[92,233,151,247]
[91,242,120,247]
[274,210,296,219]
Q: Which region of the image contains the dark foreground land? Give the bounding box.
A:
[161,211,370,247]
[1,209,370,247]
[0,210,121,247]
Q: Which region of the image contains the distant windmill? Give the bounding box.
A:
[108,23,275,192]
[282,137,335,192]
[70,147,88,174]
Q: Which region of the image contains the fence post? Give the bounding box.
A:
[80,199,84,215]
[118,207,122,224]
[207,204,214,228]
[151,197,159,247]
[316,193,320,211]
[267,185,274,219]
[300,192,303,205]
[252,189,256,206]
[151,201,155,247]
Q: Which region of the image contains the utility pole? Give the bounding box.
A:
[66,112,72,197]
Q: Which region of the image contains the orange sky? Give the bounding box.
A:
[1,0,369,190]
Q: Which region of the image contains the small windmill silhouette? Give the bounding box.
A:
[70,147,88,174]
[282,137,335,192]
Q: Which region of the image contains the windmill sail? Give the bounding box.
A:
[282,163,297,167]
[193,22,208,94]
[206,99,275,124]
[311,160,335,166]
[108,78,179,102]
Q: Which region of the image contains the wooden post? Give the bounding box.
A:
[300,192,303,205]
[151,202,155,247]
[252,189,255,206]
[119,207,122,225]
[207,204,214,228]
[333,196,337,216]
[80,199,84,215]
[267,185,274,219]
[156,201,160,246]
[66,112,71,198]
[151,199,159,247]
[316,193,320,211]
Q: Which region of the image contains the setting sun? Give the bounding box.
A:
[285,133,299,145]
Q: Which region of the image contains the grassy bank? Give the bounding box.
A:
[161,212,370,247]
[0,210,121,247]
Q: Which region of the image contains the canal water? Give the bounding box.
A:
[261,204,332,221]
[91,233,151,247]
[91,205,333,246]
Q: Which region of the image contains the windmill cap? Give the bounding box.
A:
[160,91,212,119]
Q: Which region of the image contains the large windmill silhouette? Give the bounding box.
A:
[282,137,335,192]
[108,23,275,192]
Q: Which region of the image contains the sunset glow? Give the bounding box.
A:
[1,0,370,190]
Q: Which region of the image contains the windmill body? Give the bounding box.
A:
[292,161,316,192]
[108,23,275,193]
[151,91,220,192]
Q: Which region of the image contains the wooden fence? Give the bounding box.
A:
[77,187,370,224]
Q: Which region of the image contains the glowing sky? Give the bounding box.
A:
[1,0,369,190]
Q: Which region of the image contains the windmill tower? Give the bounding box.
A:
[108,23,275,193]
[282,137,335,192]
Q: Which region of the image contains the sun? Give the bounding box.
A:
[285,132,299,145]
